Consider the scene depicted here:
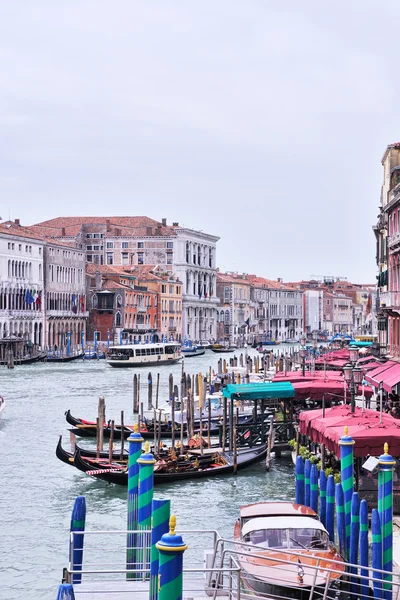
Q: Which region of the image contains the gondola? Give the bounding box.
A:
[211,345,235,353]
[72,443,268,485]
[46,352,85,363]
[65,409,222,440]
[0,352,47,366]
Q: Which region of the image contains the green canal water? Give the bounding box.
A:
[0,349,295,600]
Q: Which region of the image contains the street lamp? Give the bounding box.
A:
[343,347,363,412]
[300,335,307,377]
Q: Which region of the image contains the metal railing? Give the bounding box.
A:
[64,528,400,600]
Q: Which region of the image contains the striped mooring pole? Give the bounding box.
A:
[295,455,304,505]
[378,443,396,600]
[372,508,383,600]
[319,470,327,527]
[304,459,311,508]
[349,491,360,596]
[339,426,354,559]
[149,498,171,600]
[326,474,335,542]
[156,515,188,600]
[69,496,86,584]
[359,499,369,600]
[126,424,144,579]
[310,464,319,513]
[56,583,75,599]
[137,441,156,579]
[335,483,346,558]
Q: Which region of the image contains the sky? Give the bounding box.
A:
[1,1,399,283]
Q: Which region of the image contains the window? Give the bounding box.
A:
[122,252,129,265]
[138,242,144,249]
[169,285,174,294]
[167,255,173,264]
[87,255,93,262]
[86,234,93,238]
[94,245,100,251]
[7,243,10,249]
[122,242,128,249]
[107,252,113,265]
[106,242,114,249]
[93,233,101,239]
[19,244,22,251]
[138,252,144,265]
[167,242,173,249]
[224,286,230,302]
[87,246,93,251]
[39,247,42,255]
[176,286,179,295]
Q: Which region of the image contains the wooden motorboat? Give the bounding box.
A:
[83,350,106,360]
[71,443,268,485]
[234,502,345,599]
[211,344,235,354]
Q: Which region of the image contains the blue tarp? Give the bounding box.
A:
[222,382,295,400]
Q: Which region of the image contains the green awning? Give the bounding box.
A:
[222,382,295,400]
[349,342,373,347]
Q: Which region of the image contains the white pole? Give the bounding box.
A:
[362,382,365,413]
[380,385,383,424]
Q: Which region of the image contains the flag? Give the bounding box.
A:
[25,290,34,304]
[80,295,85,311]
[36,292,42,310]
[366,293,372,315]
[32,290,38,302]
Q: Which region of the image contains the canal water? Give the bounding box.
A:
[0,348,295,600]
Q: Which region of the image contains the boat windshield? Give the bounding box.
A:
[243,528,329,550]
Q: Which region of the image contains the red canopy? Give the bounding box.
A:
[274,371,344,383]
[382,363,400,392]
[292,380,373,402]
[299,405,400,457]
[365,361,398,387]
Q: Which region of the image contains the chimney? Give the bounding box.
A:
[14,218,20,226]
[172,222,179,227]
[277,277,283,283]
[155,226,162,235]
[95,270,102,290]
[61,227,66,236]
[146,226,153,236]
[161,218,167,226]
[106,219,111,232]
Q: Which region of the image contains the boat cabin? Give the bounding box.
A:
[239,502,318,527]
[107,342,181,368]
[241,516,330,551]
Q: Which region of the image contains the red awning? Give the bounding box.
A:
[382,363,400,392]
[365,361,398,387]
[292,380,373,402]
[299,405,400,457]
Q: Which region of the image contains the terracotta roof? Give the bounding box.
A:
[101,279,132,291]
[31,216,176,238]
[0,221,77,250]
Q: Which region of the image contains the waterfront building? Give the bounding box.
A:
[86,265,158,344]
[0,220,44,347]
[216,272,252,345]
[31,216,219,342]
[43,242,87,349]
[303,290,323,335]
[375,142,400,356]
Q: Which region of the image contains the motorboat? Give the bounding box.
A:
[181,344,205,358]
[234,502,345,599]
[106,342,181,367]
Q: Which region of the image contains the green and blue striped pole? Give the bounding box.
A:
[295,455,304,505]
[69,496,86,584]
[304,459,311,508]
[359,499,369,600]
[137,441,156,580]
[150,498,171,600]
[335,483,346,558]
[126,424,143,579]
[339,426,354,559]
[349,492,360,595]
[319,470,327,527]
[378,443,396,600]
[372,508,383,600]
[310,464,319,513]
[326,474,335,542]
[56,584,75,599]
[156,515,188,600]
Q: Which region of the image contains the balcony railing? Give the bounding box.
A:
[388,231,400,248]
[0,309,44,319]
[46,310,89,318]
[379,290,400,309]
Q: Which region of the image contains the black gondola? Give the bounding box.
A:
[72,443,268,485]
[46,352,85,363]
[0,352,47,366]
[65,409,223,440]
[56,435,129,465]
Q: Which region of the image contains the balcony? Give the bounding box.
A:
[388,231,400,251]
[0,309,44,319]
[46,310,89,318]
[136,306,147,313]
[379,291,400,311]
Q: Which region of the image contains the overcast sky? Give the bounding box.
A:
[1,2,399,283]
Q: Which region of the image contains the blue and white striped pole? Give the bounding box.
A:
[107,330,110,349]
[339,426,355,559]
[67,330,71,357]
[378,443,396,600]
[137,441,156,579]
[335,483,346,558]
[56,584,75,599]
[149,498,171,600]
[126,425,143,579]
[81,329,85,350]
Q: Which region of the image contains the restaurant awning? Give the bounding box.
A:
[382,363,400,392]
[222,382,295,400]
[292,380,373,402]
[364,361,398,387]
[299,405,400,457]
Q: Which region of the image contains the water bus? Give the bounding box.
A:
[106,341,181,368]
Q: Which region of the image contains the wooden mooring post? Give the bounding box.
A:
[133,374,139,414]
[147,372,153,410]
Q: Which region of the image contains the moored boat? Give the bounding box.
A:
[46,352,85,363]
[181,345,205,358]
[234,501,345,599]
[211,344,235,353]
[72,443,268,485]
[106,342,181,368]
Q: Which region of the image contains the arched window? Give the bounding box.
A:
[92,294,98,309]
[115,311,121,326]
[116,294,122,308]
[186,242,190,263]
[225,311,230,324]
[8,260,10,277]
